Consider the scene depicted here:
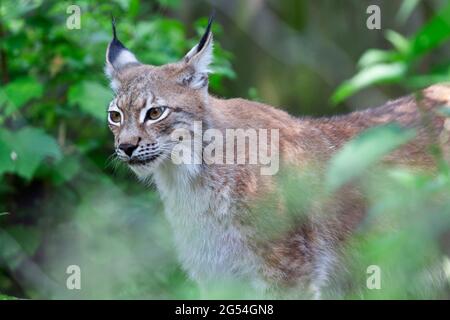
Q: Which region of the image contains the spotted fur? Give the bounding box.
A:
[104,18,450,297]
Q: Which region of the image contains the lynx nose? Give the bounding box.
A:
[118,143,138,157]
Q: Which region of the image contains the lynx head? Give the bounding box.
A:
[105,16,214,177]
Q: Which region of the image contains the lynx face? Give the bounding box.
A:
[105,18,213,176]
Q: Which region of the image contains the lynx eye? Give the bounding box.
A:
[146,106,166,121]
[108,111,122,124]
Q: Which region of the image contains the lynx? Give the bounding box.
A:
[105,16,450,297]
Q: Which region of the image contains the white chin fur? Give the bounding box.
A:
[130,160,201,183]
[129,164,154,181]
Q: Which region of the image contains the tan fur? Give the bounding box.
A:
[105,26,450,297]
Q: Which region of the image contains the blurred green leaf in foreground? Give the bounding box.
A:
[326,124,415,191]
[332,1,450,104]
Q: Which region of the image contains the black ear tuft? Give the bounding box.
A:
[197,10,215,53]
[112,15,118,40]
[108,16,127,65]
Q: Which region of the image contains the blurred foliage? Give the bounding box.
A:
[0,0,450,300]
[0,0,235,299]
[326,0,450,299]
[332,1,450,104]
[326,124,416,191]
[322,119,450,298]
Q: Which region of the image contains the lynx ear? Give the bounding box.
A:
[105,17,140,90]
[181,14,214,89]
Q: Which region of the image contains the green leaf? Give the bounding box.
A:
[0,127,62,180]
[333,2,450,103]
[4,225,42,257]
[0,226,42,270]
[13,128,62,179]
[157,0,180,9]
[112,0,131,10]
[404,73,450,88]
[385,30,411,55]
[0,0,43,23]
[50,155,81,184]
[68,81,112,121]
[357,49,399,68]
[0,88,8,106]
[326,124,416,191]
[331,63,407,104]
[1,77,44,114]
[0,139,15,176]
[410,2,450,57]
[396,0,420,24]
